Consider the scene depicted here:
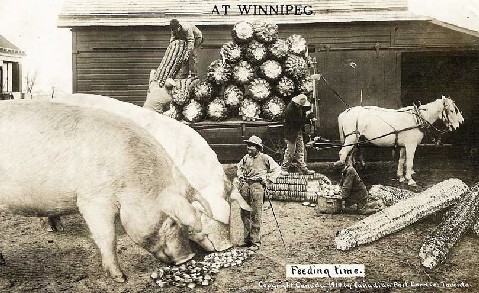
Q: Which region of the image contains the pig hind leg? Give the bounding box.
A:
[41,216,64,232]
[77,197,125,283]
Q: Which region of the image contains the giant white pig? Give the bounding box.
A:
[0,101,212,282]
[53,94,251,251]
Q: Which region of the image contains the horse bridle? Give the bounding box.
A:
[412,102,450,136]
[440,99,454,130]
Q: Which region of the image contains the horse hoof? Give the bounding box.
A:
[398,177,406,183]
[408,180,417,186]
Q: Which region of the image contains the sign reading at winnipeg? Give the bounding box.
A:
[211,4,314,15]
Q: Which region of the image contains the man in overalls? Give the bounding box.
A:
[237,136,281,248]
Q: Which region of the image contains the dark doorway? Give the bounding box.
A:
[401,51,479,147]
[315,50,401,140]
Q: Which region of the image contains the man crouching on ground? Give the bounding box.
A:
[236,136,281,248]
[335,160,384,215]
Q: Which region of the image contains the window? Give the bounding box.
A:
[1,62,19,93]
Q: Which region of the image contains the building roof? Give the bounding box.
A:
[58,0,428,27]
[0,35,25,56]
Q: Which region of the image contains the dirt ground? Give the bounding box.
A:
[1,157,479,293]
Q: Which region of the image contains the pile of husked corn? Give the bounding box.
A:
[266,172,331,202]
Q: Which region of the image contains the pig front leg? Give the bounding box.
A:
[77,197,126,283]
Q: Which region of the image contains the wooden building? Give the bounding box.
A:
[0,35,24,98]
[58,0,479,161]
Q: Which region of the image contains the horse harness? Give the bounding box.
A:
[343,103,450,149]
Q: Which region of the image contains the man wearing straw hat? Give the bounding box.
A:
[236,135,281,248]
[281,94,316,175]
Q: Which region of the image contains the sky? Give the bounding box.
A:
[0,0,478,95]
[0,0,71,95]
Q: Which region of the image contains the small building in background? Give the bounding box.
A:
[0,35,25,99]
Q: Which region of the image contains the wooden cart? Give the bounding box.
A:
[190,119,285,163]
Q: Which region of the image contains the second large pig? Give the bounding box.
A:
[0,101,212,282]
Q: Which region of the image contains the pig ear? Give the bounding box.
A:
[159,195,202,232]
[185,186,213,218]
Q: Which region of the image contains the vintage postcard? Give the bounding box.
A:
[1,0,478,292]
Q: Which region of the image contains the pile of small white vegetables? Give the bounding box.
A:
[150,248,256,288]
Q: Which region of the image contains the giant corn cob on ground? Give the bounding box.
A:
[335,179,468,251]
[419,183,479,269]
[369,185,416,206]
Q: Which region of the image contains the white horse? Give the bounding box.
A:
[337,96,464,186]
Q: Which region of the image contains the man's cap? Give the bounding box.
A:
[292,94,311,107]
[244,135,263,148]
[170,19,180,29]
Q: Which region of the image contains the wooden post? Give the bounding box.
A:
[312,57,320,130]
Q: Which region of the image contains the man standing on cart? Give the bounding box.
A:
[281,94,316,175]
[169,19,203,78]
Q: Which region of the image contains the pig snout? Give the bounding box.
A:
[164,221,196,265]
[142,217,196,266]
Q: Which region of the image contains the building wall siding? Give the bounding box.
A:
[71,21,479,109]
